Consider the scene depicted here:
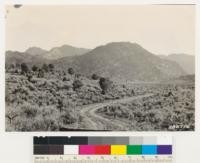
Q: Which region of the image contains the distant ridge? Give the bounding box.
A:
[25,47,47,56]
[44,45,90,60]
[6,44,90,65]
[159,53,195,74]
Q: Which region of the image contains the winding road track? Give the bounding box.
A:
[78,94,153,130]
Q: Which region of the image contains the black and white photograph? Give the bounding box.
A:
[5,5,195,131]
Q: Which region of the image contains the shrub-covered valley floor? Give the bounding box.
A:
[5,68,194,131]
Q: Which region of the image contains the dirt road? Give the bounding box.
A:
[78,94,153,130]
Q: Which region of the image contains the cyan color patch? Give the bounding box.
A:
[142,145,157,155]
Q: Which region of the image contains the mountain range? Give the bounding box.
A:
[6,42,194,81]
[6,45,90,66]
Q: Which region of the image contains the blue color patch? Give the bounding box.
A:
[142,145,157,155]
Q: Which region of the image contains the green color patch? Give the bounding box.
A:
[127,145,142,155]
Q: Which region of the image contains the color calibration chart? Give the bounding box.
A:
[33,136,173,163]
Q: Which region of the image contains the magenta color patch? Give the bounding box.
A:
[79,145,95,155]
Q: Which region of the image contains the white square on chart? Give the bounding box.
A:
[64,145,79,155]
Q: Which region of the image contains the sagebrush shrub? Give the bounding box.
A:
[73,80,83,91]
[21,103,38,118]
[91,74,99,80]
[60,110,78,125]
[32,65,38,72]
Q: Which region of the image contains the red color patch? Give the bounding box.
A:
[94,145,110,155]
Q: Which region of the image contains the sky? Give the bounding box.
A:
[5,5,195,55]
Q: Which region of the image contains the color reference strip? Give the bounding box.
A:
[34,145,172,155]
[34,136,172,155]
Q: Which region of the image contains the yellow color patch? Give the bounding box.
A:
[111,145,127,155]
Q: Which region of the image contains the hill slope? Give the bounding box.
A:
[54,42,186,81]
[159,54,195,74]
